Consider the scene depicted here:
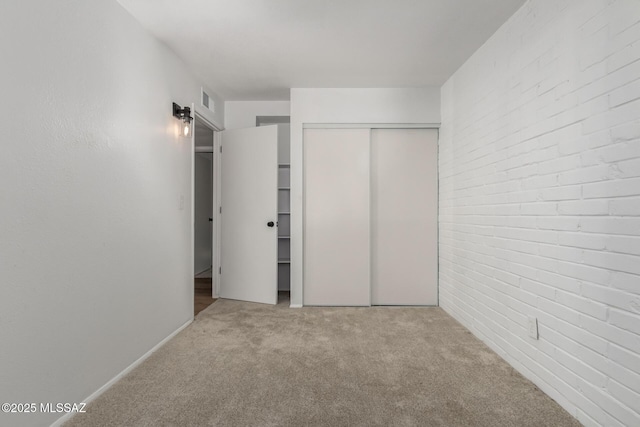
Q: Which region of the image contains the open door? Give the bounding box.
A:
[219,125,278,305]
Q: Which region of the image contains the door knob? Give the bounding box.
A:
[267,221,275,227]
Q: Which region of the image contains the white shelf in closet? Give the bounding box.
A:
[277,156,291,290]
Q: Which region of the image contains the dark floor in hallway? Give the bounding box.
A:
[194,278,216,316]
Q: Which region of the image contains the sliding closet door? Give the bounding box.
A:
[304,129,371,306]
[371,129,438,305]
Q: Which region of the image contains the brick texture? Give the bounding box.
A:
[439,1,640,425]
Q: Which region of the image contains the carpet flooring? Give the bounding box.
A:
[65,299,580,427]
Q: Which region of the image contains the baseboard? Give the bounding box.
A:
[194,281,213,290]
[289,303,302,308]
[50,318,193,427]
[194,268,213,279]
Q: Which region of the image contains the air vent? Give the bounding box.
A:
[201,88,214,113]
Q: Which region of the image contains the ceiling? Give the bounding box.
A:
[117,0,526,101]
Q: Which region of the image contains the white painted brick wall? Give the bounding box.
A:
[439,1,640,425]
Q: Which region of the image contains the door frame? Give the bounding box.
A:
[192,108,222,299]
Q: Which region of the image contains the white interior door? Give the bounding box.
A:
[220,125,278,305]
[303,129,371,306]
[371,129,438,305]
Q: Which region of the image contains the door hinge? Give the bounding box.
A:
[219,206,222,214]
[219,267,221,274]
[220,145,222,153]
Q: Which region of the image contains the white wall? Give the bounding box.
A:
[290,88,441,306]
[194,154,213,275]
[439,1,640,426]
[0,1,224,426]
[225,101,290,129]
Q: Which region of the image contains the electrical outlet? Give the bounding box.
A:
[528,316,539,340]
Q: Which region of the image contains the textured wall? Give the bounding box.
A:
[0,1,223,426]
[439,0,640,425]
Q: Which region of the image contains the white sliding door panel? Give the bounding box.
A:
[371,129,438,305]
[220,125,278,305]
[304,129,371,306]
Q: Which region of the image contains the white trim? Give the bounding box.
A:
[193,109,220,298]
[301,131,305,306]
[194,108,223,132]
[436,128,440,306]
[195,146,214,153]
[302,123,440,129]
[190,102,196,316]
[51,319,193,427]
[214,131,222,298]
[194,267,211,277]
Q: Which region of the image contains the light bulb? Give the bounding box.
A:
[183,122,191,137]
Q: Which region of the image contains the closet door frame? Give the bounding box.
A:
[301,123,440,307]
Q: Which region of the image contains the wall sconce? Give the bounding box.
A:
[172,102,193,137]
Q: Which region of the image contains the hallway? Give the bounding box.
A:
[194,277,216,316]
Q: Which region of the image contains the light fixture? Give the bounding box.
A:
[172,102,193,137]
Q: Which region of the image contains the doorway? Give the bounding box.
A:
[206,118,290,307]
[256,116,291,305]
[194,114,217,315]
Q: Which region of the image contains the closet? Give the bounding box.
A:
[303,128,438,306]
[277,125,291,292]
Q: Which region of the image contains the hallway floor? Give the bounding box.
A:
[194,278,216,316]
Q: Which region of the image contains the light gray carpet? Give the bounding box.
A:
[65,298,580,427]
